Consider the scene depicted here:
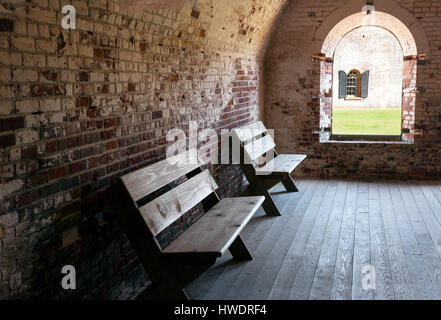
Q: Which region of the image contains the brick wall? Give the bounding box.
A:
[0,0,286,299]
[265,0,441,180]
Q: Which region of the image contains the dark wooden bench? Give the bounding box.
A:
[231,121,307,217]
[110,150,265,300]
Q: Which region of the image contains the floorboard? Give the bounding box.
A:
[309,181,348,300]
[378,183,415,299]
[288,181,338,300]
[330,181,358,300]
[352,182,373,300]
[368,182,394,300]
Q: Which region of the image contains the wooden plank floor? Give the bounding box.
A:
[186,179,441,300]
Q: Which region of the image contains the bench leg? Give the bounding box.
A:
[242,185,253,197]
[248,181,281,217]
[229,236,253,261]
[282,174,299,192]
[261,192,281,217]
[243,183,281,217]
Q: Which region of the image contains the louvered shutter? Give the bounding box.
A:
[338,71,347,98]
[361,70,370,98]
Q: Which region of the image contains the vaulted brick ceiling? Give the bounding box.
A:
[119,0,288,55]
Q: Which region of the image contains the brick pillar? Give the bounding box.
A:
[402,59,417,143]
[320,61,333,141]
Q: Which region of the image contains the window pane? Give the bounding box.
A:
[347,71,359,96]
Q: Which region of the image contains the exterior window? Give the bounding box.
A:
[347,70,361,97]
[338,69,370,99]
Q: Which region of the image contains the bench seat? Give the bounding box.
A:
[163,196,265,258]
[255,154,307,176]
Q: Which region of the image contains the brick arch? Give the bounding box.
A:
[318,6,425,143]
[321,12,417,57]
[312,0,430,57]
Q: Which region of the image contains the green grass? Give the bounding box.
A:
[332,108,402,136]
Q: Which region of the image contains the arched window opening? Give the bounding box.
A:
[332,26,402,137]
[318,11,420,144]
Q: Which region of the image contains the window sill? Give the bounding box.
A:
[324,134,412,145]
[344,96,364,101]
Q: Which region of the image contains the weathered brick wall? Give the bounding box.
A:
[0,0,286,299]
[264,0,441,180]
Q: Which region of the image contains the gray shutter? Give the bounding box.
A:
[338,71,347,98]
[361,70,370,98]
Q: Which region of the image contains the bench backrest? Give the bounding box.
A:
[231,121,276,165]
[120,150,218,236]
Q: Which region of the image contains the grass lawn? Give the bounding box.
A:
[332,108,402,136]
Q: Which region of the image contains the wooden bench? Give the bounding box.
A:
[110,150,265,300]
[231,121,307,217]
